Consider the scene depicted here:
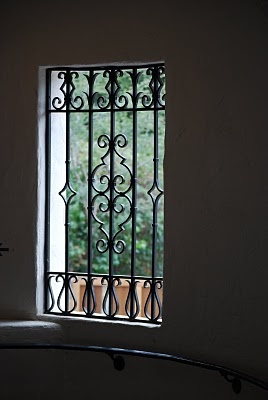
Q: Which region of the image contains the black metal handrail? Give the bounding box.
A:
[0,343,267,395]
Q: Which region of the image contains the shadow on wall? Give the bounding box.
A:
[0,345,267,400]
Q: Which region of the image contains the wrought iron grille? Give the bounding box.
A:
[45,63,165,323]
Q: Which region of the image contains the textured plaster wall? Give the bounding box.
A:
[0,0,268,398]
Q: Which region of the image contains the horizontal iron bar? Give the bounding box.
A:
[46,272,163,280]
[45,312,162,325]
[46,63,165,72]
[0,343,266,392]
[48,107,165,113]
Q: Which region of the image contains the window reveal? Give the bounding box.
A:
[45,63,165,323]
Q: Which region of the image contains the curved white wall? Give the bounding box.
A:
[0,1,268,398]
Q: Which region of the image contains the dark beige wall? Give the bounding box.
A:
[0,1,267,398]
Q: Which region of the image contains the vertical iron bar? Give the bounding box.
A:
[109,68,115,316]
[87,68,93,315]
[65,69,71,313]
[130,67,138,318]
[45,68,52,312]
[151,66,159,320]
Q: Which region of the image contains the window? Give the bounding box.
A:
[45,63,165,324]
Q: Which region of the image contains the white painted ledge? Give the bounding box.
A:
[0,321,63,344]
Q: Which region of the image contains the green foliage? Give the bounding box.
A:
[69,69,165,277]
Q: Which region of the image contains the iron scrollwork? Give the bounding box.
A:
[46,64,165,323]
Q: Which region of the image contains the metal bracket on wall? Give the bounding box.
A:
[0,243,9,256]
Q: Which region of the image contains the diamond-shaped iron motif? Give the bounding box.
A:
[59,182,77,205]
[147,182,163,204]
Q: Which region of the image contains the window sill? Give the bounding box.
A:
[36,313,162,351]
[37,312,161,328]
